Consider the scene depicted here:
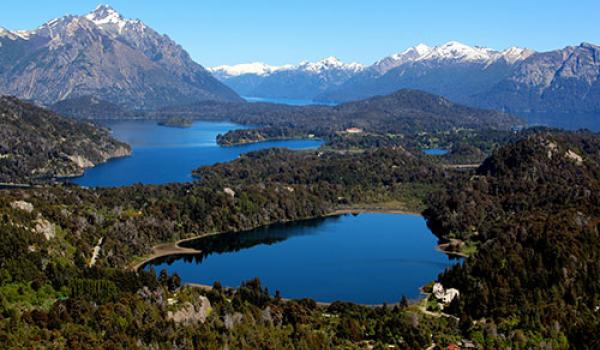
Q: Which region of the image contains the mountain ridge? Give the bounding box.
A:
[0,5,242,109]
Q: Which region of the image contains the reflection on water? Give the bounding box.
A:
[146,213,460,304]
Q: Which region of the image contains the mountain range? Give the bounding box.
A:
[1,5,598,119]
[209,56,364,100]
[213,41,600,117]
[0,5,241,109]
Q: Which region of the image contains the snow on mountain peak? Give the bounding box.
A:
[301,56,364,72]
[86,4,121,21]
[85,4,130,33]
[419,41,496,62]
[211,57,364,77]
[0,26,18,40]
[209,62,286,77]
[374,41,535,74]
[499,47,535,64]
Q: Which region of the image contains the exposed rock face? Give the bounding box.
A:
[34,217,55,240]
[0,5,241,109]
[10,200,34,213]
[318,42,600,116]
[476,43,600,114]
[0,95,131,183]
[167,296,212,324]
[68,155,95,169]
[223,187,236,198]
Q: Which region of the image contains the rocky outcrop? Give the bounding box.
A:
[34,216,56,240]
[167,296,212,324]
[10,200,34,213]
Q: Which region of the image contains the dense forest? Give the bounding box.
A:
[424,131,600,348]
[3,130,599,348]
[3,92,600,347]
[0,144,466,348]
[0,97,130,184]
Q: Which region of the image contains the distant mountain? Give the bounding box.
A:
[152,89,521,147]
[317,41,600,118]
[51,95,134,119]
[0,95,130,183]
[209,57,364,100]
[0,5,241,109]
[318,41,535,103]
[475,43,600,114]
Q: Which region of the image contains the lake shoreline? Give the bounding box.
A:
[130,207,423,272]
[131,207,464,304]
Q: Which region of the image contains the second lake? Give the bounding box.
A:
[74,120,323,187]
[145,213,459,304]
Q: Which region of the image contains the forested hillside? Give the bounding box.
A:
[0,96,130,183]
[424,131,600,348]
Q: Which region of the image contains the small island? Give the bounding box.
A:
[158,117,193,128]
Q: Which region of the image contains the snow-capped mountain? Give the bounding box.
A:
[210,56,363,78]
[318,41,536,104]
[477,42,600,114]
[370,41,534,75]
[209,57,365,100]
[0,5,241,108]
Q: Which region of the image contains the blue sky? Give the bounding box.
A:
[1,1,598,66]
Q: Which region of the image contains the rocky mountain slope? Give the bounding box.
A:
[320,41,600,117]
[476,42,600,114]
[216,41,600,118]
[209,56,364,100]
[0,96,130,183]
[0,5,241,109]
[318,41,534,103]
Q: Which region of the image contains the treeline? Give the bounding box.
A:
[424,130,600,348]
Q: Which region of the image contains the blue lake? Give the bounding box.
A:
[73,120,323,187]
[423,148,449,156]
[145,213,458,304]
[243,96,337,106]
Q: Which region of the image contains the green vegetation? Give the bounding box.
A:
[2,91,599,348]
[158,117,193,128]
[424,130,600,348]
[0,96,130,184]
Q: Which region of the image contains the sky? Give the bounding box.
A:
[1,0,598,67]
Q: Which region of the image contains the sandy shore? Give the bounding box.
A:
[435,239,470,258]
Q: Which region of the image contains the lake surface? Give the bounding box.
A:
[73,120,323,187]
[523,113,600,132]
[145,213,458,304]
[243,96,337,106]
[423,148,448,156]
